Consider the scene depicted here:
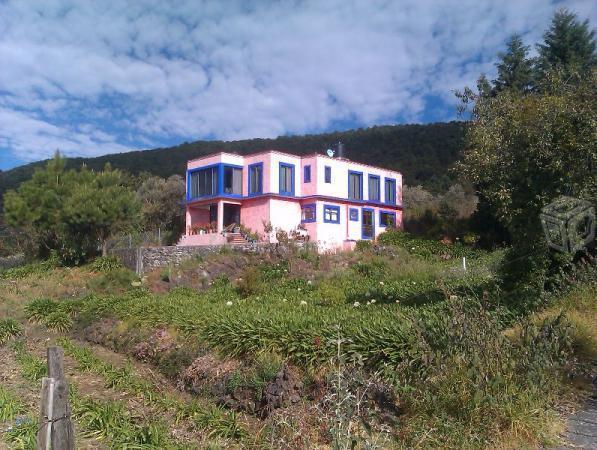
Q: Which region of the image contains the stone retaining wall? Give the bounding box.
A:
[0,254,25,271]
[110,244,277,274]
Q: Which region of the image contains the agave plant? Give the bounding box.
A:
[0,318,22,345]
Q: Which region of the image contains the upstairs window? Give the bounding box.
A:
[301,204,316,222]
[368,175,380,202]
[279,163,295,196]
[325,166,332,183]
[189,166,218,198]
[385,178,396,205]
[223,166,242,195]
[249,163,263,195]
[380,211,396,227]
[304,165,311,183]
[348,171,363,200]
[323,204,340,223]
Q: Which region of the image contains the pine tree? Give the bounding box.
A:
[537,9,596,78]
[493,35,534,94]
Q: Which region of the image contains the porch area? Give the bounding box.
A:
[180,200,245,246]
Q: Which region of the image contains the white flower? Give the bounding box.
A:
[366,301,371,305]
[297,288,302,291]
[411,247,416,250]
[449,295,458,300]
[371,299,376,304]
[282,298,288,302]
[307,280,312,285]
[379,281,384,285]
[395,300,400,303]
[353,302,360,307]
[412,281,416,285]
[300,300,307,306]
[226,301,233,306]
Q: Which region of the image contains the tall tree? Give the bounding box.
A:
[493,35,535,94]
[3,154,140,263]
[537,9,596,78]
[458,71,596,307]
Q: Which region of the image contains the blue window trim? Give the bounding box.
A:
[187,163,244,201]
[301,203,316,223]
[379,210,396,227]
[349,208,359,221]
[368,174,380,202]
[348,170,363,201]
[384,177,397,205]
[248,162,263,196]
[279,162,295,196]
[361,207,375,239]
[303,165,311,183]
[324,166,332,183]
[323,204,341,224]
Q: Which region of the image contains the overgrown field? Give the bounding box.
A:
[1,232,595,449]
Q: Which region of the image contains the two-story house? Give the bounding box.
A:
[178,150,402,251]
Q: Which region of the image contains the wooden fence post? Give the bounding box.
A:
[36,346,75,450]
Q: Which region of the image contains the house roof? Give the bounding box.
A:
[187,149,402,175]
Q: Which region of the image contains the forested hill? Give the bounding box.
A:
[0,121,466,202]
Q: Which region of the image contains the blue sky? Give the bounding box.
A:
[0,0,595,171]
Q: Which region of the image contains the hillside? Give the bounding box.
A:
[0,121,466,203]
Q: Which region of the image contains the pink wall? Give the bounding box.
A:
[187,207,210,233]
[301,156,318,196]
[241,197,270,238]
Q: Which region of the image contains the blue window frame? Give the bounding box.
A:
[362,207,375,239]
[188,165,219,200]
[301,203,316,222]
[384,178,396,205]
[324,166,332,183]
[368,175,380,202]
[304,165,311,183]
[348,170,363,201]
[379,210,396,227]
[323,204,340,224]
[279,162,295,196]
[349,208,359,221]
[248,162,263,196]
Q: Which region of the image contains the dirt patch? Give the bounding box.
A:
[260,365,303,417]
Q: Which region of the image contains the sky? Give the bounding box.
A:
[0,0,595,170]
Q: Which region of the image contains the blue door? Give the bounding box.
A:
[362,208,374,239]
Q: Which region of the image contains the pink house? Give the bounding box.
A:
[178,150,403,252]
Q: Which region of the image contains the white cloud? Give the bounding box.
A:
[0,0,594,166]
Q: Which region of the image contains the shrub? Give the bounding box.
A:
[89,256,122,272]
[86,268,138,293]
[0,318,23,345]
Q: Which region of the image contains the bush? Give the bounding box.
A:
[90,256,122,272]
[0,318,23,345]
[86,268,139,293]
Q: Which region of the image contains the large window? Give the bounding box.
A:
[325,166,331,183]
[368,175,380,202]
[323,204,340,223]
[348,171,363,200]
[223,166,242,195]
[249,163,263,195]
[385,178,396,205]
[380,211,396,227]
[301,204,316,222]
[189,166,218,198]
[304,165,311,183]
[279,163,295,196]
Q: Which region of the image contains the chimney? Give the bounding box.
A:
[337,141,345,159]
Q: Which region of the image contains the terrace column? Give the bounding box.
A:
[217,200,224,233]
[185,206,191,235]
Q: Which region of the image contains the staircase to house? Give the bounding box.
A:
[227,232,251,246]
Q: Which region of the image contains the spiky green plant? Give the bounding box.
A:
[3,417,37,449]
[0,318,22,345]
[11,342,47,382]
[24,298,58,323]
[0,386,27,421]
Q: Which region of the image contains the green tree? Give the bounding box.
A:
[136,175,185,244]
[493,34,535,94]
[3,154,140,263]
[458,72,596,305]
[537,9,596,78]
